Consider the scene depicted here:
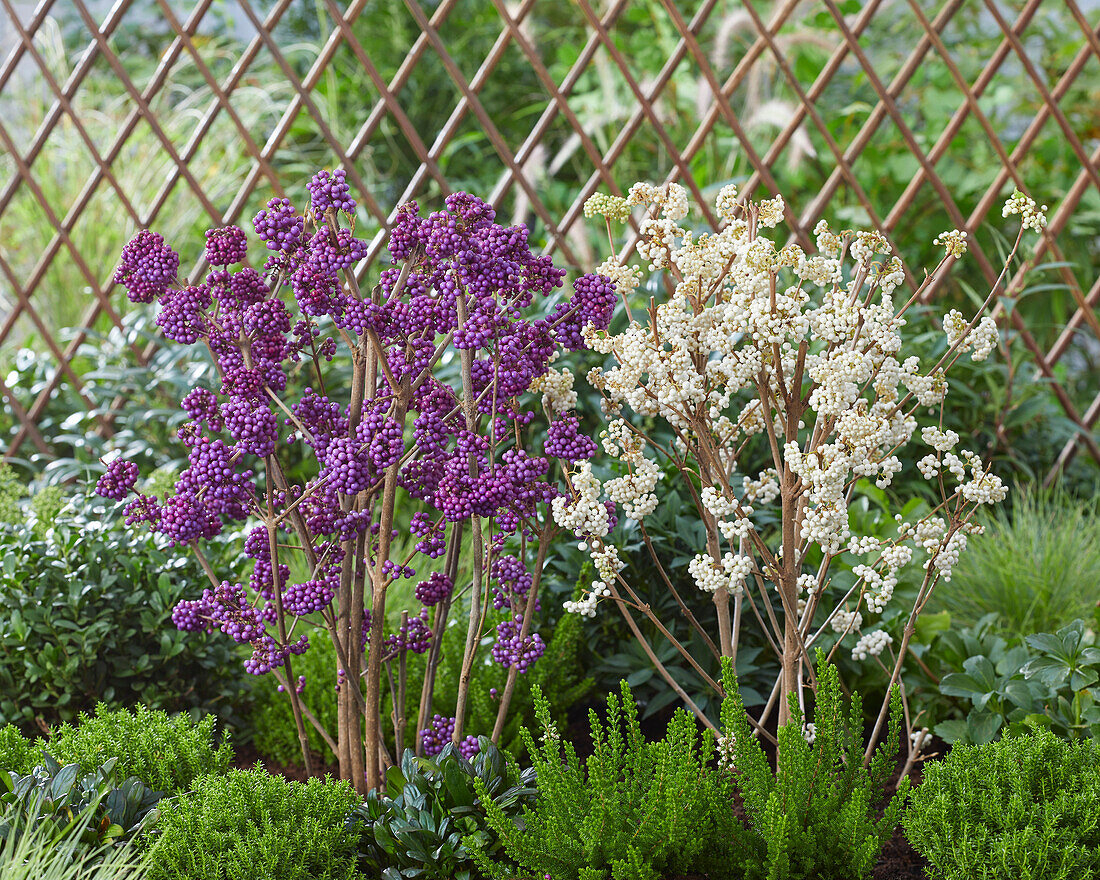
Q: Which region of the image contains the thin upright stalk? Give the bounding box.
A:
[265,466,312,777]
[453,289,485,743]
[491,521,553,741]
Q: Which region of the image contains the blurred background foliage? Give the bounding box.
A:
[3,0,1097,482]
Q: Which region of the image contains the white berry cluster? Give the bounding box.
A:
[852,629,893,661]
[933,229,968,258]
[688,552,753,596]
[1002,189,1048,231]
[944,309,999,362]
[551,463,609,540]
[528,365,577,414]
[583,192,631,223]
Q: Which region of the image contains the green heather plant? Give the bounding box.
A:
[349,737,537,880]
[930,486,1100,637]
[904,730,1100,880]
[144,769,361,880]
[475,682,735,880]
[0,799,150,880]
[0,724,41,777]
[720,654,907,880]
[0,754,162,854]
[45,704,232,795]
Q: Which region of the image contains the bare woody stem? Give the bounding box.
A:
[415,522,464,754]
[265,464,313,777]
[491,520,553,741]
[453,288,485,744]
[363,390,410,791]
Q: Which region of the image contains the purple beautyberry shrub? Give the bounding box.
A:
[100,178,615,773]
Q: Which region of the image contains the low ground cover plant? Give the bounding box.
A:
[904,730,1100,879]
[0,723,40,776]
[144,769,360,880]
[0,754,162,855]
[0,707,230,794]
[476,681,735,880]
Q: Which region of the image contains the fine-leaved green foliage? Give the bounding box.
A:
[475,681,738,880]
[45,704,232,795]
[0,724,40,776]
[720,653,907,880]
[903,730,1100,879]
[930,486,1100,638]
[145,769,361,880]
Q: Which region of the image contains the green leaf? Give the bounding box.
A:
[1025,632,1068,656]
[49,763,80,799]
[966,711,1003,745]
[934,719,971,743]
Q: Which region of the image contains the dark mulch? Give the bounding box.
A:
[231,741,338,783]
[872,827,927,880]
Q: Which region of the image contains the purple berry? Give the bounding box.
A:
[95,459,139,500]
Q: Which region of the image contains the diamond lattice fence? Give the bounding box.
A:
[0,0,1098,483]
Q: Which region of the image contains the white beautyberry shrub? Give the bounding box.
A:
[556,184,1043,746]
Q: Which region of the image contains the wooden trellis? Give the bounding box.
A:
[1,0,1098,481]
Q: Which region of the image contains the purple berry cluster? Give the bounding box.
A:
[383,608,433,657]
[419,715,480,759]
[204,225,249,266]
[95,459,139,500]
[307,169,356,216]
[253,198,305,253]
[414,572,453,606]
[489,554,535,611]
[543,415,598,462]
[113,230,179,303]
[491,614,545,673]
